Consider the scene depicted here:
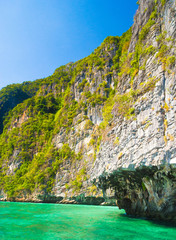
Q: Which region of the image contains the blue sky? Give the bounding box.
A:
[0,0,138,90]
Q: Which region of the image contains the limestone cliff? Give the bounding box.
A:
[0,0,176,221]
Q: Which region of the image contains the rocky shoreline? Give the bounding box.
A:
[0,196,116,206]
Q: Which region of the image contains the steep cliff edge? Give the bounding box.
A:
[0,0,176,221]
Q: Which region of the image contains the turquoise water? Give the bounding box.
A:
[0,202,175,239]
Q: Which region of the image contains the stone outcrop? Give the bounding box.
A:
[98,165,176,221]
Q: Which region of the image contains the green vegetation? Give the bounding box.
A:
[68,167,88,193]
[156,31,175,71]
[161,0,166,7]
[139,9,157,42]
[114,137,119,145]
[112,28,132,73]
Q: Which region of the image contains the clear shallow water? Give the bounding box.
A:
[0,202,175,240]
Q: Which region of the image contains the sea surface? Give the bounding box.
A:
[0,202,175,240]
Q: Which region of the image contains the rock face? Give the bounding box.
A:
[98,165,176,221]
[0,0,176,221]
